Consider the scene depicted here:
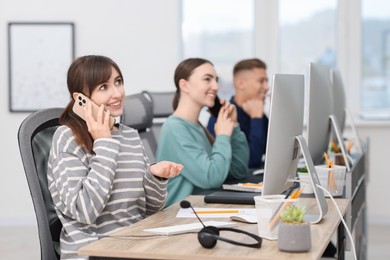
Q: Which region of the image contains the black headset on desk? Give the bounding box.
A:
[180,200,262,249]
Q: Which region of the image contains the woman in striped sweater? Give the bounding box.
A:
[47,55,183,259]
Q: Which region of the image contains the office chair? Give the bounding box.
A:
[121,92,158,162]
[17,108,64,260]
[142,90,174,142]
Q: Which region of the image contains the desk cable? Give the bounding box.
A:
[315,184,357,260]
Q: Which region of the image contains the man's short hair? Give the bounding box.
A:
[233,58,267,76]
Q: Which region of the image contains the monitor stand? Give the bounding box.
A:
[329,115,352,172]
[295,135,328,224]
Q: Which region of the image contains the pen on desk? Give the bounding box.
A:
[266,183,299,228]
[347,140,353,154]
[331,141,340,153]
[324,153,337,192]
[324,152,330,166]
[193,210,239,214]
[283,182,299,199]
[242,183,263,187]
[267,189,297,230]
[328,160,338,192]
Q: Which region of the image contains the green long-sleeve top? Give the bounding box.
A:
[156,115,249,207]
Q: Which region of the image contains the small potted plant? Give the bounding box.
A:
[278,205,311,252]
[297,166,313,194]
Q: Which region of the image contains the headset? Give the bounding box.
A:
[180,200,262,249]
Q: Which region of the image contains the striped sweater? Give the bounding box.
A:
[47,124,167,259]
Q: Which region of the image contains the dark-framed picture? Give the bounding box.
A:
[8,22,75,112]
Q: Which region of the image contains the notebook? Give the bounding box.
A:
[204,191,259,205]
[222,183,263,193]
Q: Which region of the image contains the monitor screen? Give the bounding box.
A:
[306,63,333,165]
[262,74,305,196]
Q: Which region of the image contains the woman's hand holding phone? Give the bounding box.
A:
[211,98,237,123]
[208,95,222,118]
[72,92,116,140]
[84,102,112,140]
[214,103,235,137]
[224,100,238,124]
[72,92,116,129]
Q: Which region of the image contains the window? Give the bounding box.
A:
[279,0,337,74]
[361,0,390,118]
[182,0,254,99]
[181,0,390,121]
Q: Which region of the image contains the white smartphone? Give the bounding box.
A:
[72,92,116,129]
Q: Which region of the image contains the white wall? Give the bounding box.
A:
[1,0,389,227]
[0,0,181,226]
[354,121,390,224]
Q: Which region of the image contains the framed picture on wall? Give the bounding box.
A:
[8,22,75,112]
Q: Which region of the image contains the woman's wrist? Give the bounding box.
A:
[148,162,168,181]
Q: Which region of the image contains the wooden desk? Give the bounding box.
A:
[79,196,350,260]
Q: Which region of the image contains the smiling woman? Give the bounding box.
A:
[47,55,183,259]
[156,58,250,207]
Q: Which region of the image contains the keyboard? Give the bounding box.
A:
[143,221,237,236]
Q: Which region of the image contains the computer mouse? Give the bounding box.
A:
[230,214,257,224]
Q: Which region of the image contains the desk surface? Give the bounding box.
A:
[79,196,349,260]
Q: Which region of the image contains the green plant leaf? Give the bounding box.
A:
[280,205,306,223]
[297,166,308,173]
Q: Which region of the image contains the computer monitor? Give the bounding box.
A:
[306,63,333,165]
[331,69,346,134]
[307,63,351,171]
[262,73,328,223]
[331,69,363,155]
[262,74,305,196]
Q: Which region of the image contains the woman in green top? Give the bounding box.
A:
[156,58,249,207]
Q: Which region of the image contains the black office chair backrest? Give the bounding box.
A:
[18,108,64,260]
[142,91,174,142]
[121,93,157,162]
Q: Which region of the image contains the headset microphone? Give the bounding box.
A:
[180,200,206,228]
[180,200,262,249]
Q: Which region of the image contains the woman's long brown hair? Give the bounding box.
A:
[60,55,123,154]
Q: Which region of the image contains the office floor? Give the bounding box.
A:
[0,224,389,259]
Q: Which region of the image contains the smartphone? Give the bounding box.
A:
[72,93,116,129]
[208,95,222,118]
